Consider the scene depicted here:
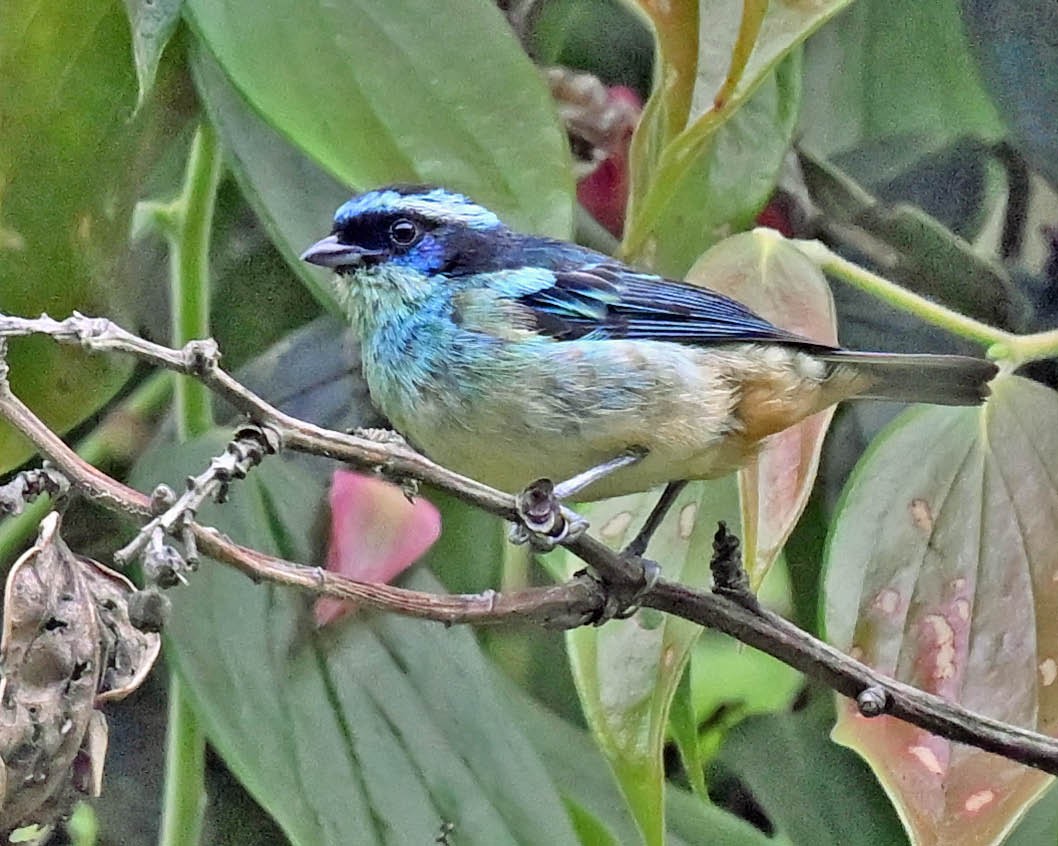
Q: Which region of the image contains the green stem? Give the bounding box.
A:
[158,121,222,846]
[158,678,207,846]
[795,238,1058,367]
[794,238,1009,347]
[169,123,221,441]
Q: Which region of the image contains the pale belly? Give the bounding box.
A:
[370,340,797,501]
[415,425,753,500]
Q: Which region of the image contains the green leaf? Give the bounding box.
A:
[686,229,838,587]
[551,480,741,845]
[505,681,781,846]
[798,149,1030,331]
[800,0,1003,157]
[719,692,907,845]
[0,0,148,472]
[122,0,183,107]
[668,667,708,801]
[185,0,573,238]
[624,0,854,271]
[824,376,1058,846]
[626,53,801,277]
[131,431,579,845]
[190,46,348,312]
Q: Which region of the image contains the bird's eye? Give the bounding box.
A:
[388,218,419,246]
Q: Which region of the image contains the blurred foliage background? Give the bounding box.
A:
[2,0,1058,844]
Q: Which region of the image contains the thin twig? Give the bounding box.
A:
[5,314,1058,776]
[644,582,1058,774]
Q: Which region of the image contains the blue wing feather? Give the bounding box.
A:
[446,235,833,349]
[507,255,830,349]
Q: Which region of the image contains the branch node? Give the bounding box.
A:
[710,522,759,611]
[0,466,70,517]
[857,685,890,718]
[182,338,221,375]
[149,484,176,515]
[143,530,189,588]
[352,427,408,446]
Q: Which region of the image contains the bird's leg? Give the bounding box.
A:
[509,448,647,549]
[621,480,688,559]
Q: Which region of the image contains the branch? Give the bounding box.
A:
[4,314,1058,777]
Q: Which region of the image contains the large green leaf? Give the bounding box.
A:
[719,692,908,845]
[630,55,801,277]
[506,680,783,846]
[0,0,148,471]
[185,0,573,238]
[131,432,579,845]
[551,480,741,845]
[800,0,1003,157]
[824,376,1058,845]
[190,48,348,312]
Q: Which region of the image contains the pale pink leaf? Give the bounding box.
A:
[315,470,441,626]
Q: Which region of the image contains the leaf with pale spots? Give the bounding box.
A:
[686,229,839,589]
[824,376,1058,846]
[548,479,741,846]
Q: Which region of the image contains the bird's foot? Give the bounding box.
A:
[509,478,588,550]
[508,449,650,550]
[584,556,662,624]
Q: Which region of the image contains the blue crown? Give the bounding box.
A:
[333,185,504,231]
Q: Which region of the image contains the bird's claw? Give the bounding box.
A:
[603,556,661,621]
[581,556,662,624]
[509,478,589,550]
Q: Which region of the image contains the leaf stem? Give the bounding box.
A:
[158,678,207,846]
[158,121,222,846]
[169,123,222,441]
[790,237,1058,367]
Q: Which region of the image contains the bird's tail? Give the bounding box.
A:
[819,352,998,406]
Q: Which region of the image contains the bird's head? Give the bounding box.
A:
[300,185,509,278]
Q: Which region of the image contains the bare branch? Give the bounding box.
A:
[4,312,1058,777]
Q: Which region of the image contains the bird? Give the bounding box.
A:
[301,185,998,506]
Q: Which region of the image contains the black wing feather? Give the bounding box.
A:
[517,262,833,350]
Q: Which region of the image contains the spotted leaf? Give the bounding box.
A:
[824,375,1058,845]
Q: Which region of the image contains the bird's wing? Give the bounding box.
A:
[498,261,832,349]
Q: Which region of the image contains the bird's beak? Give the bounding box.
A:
[300,234,378,268]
